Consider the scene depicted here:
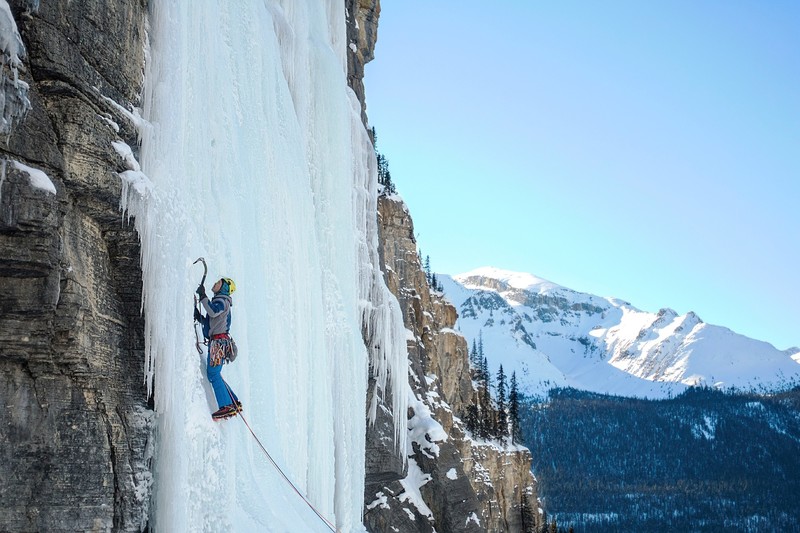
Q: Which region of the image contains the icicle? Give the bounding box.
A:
[0,0,32,137]
[349,88,408,455]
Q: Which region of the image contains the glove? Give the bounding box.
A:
[196,284,207,300]
[193,308,203,322]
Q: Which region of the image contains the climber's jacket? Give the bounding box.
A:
[199,294,232,339]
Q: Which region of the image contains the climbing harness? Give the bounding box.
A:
[209,333,238,365]
[222,381,339,533]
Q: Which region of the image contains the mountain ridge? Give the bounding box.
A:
[442,266,800,399]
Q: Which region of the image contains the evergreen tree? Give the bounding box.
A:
[376,153,385,177]
[509,371,522,444]
[383,169,395,194]
[473,347,482,380]
[463,403,479,435]
[480,356,494,438]
[470,339,479,368]
[519,492,536,533]
[424,255,432,284]
[496,365,508,442]
[372,128,396,194]
[480,354,489,386]
[431,272,438,292]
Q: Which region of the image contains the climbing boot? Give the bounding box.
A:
[212,405,238,421]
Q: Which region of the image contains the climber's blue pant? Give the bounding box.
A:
[206,353,238,408]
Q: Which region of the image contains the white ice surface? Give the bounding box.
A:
[129,2,406,531]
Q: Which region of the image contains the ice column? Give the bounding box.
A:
[123,1,407,531]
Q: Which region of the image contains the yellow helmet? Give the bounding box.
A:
[222,277,236,294]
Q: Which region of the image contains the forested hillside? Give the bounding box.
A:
[521,387,800,532]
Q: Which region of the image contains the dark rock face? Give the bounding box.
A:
[0,2,152,532]
[345,0,380,129]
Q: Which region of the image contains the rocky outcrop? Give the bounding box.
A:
[0,2,152,532]
[364,195,539,532]
[345,0,380,129]
[462,443,539,532]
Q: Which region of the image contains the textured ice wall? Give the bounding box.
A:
[123,1,407,531]
[0,0,31,136]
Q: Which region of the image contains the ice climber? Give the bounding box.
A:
[195,277,242,420]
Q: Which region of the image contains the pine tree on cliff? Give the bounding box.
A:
[463,403,479,436]
[470,339,484,372]
[470,339,479,368]
[424,255,432,284]
[377,154,395,194]
[475,356,488,439]
[372,127,396,194]
[475,333,487,382]
[520,492,537,533]
[480,355,490,389]
[509,371,522,444]
[480,356,494,439]
[496,365,508,443]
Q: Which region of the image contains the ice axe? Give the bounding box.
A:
[194,256,208,286]
[192,257,208,354]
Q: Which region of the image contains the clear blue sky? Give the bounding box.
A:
[364,1,799,351]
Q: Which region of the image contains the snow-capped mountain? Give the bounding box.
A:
[441,267,800,399]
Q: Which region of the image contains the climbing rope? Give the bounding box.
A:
[194,256,337,531]
[222,381,339,532]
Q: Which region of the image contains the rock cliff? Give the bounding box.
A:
[364,194,539,532]
[0,1,152,531]
[346,0,380,129]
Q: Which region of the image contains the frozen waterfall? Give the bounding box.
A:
[122,2,408,531]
